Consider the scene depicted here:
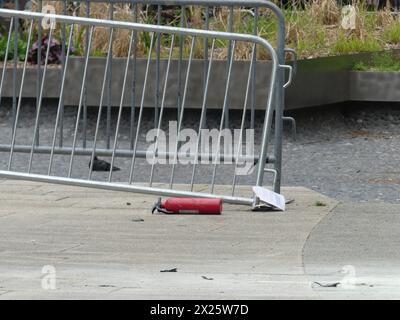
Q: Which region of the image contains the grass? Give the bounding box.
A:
[353,51,400,71]
[332,34,381,55]
[14,1,400,60]
[383,22,400,44]
[285,1,393,58]
[0,32,28,61]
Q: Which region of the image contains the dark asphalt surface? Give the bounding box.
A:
[1,100,400,203]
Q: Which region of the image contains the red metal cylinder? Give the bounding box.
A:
[160,198,222,215]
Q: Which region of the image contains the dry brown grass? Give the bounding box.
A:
[308,0,340,26]
[22,1,400,60]
[375,7,393,29]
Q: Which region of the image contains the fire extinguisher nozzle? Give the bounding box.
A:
[152,197,162,214]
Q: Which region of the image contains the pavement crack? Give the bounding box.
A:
[328,201,340,213]
[300,201,342,276]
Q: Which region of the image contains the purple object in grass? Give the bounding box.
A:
[28,35,73,65]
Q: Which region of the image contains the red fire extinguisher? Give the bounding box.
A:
[152,197,222,215]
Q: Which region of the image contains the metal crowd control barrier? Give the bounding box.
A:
[0,7,292,207]
[6,0,294,195]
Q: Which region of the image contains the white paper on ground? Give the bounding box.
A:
[252,186,286,211]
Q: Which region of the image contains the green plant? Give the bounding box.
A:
[353,52,400,72]
[0,32,29,61]
[332,34,381,55]
[353,61,369,71]
[383,22,400,44]
[91,50,107,58]
[71,25,86,57]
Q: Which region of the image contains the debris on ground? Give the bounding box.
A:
[160,268,178,273]
[312,281,341,288]
[98,284,116,288]
[89,156,121,172]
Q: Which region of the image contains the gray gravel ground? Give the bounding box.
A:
[1,99,400,203]
[283,102,400,204]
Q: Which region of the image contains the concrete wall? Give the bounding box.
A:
[1,58,271,110]
[1,52,397,110]
[350,71,400,102]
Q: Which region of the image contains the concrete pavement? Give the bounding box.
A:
[0,179,399,299]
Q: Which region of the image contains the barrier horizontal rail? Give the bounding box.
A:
[0,144,273,163]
